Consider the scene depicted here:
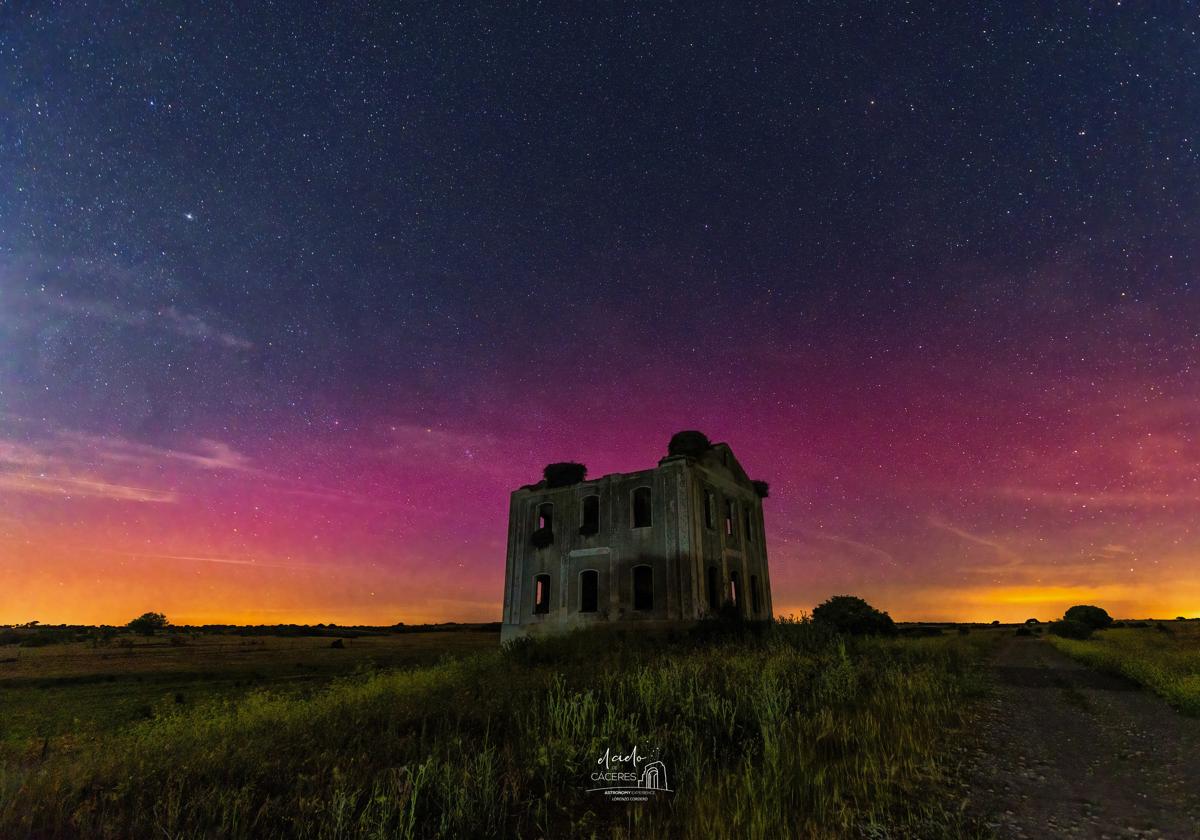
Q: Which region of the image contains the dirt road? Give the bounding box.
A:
[968,636,1200,839]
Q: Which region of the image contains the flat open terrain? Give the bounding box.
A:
[1,623,995,838]
[0,631,498,749]
[1047,623,1200,715]
[970,635,1200,839]
[6,623,1199,838]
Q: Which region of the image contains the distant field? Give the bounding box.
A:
[1,623,996,839]
[1047,622,1200,715]
[0,631,498,748]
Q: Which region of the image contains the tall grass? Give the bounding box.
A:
[2,621,994,839]
[1048,624,1200,716]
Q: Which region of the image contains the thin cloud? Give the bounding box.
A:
[272,482,412,509]
[0,432,253,504]
[997,487,1200,507]
[0,471,177,503]
[809,532,896,565]
[44,295,252,351]
[108,551,319,569]
[0,428,407,510]
[58,432,256,472]
[927,515,1024,564]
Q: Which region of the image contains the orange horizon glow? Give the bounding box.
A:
[3,369,1198,628]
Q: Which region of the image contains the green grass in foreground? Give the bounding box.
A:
[1,622,996,839]
[1047,622,1200,716]
[0,631,497,746]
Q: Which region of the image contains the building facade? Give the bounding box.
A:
[500,435,772,643]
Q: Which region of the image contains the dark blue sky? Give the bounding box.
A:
[2,3,1197,623]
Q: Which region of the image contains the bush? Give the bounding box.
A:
[543,462,586,487]
[1024,618,1039,625]
[812,595,897,636]
[128,612,169,636]
[18,628,83,647]
[667,430,711,457]
[1063,605,1113,630]
[1049,619,1093,640]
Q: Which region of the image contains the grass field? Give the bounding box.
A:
[1047,621,1200,716]
[0,631,498,750]
[1,622,996,839]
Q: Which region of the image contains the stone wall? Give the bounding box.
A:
[500,445,772,643]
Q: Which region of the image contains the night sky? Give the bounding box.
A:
[2,4,1197,625]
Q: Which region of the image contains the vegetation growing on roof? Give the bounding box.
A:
[667,430,712,457]
[542,462,587,487]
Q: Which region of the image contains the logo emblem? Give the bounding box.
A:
[587,747,672,802]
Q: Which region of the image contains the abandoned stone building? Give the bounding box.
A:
[500,432,773,643]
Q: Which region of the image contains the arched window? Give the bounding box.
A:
[580,569,598,612]
[533,573,551,614]
[706,565,720,612]
[703,488,716,530]
[631,487,652,529]
[580,495,600,536]
[724,499,735,538]
[729,570,741,612]
[531,502,554,549]
[633,565,653,611]
[750,574,761,614]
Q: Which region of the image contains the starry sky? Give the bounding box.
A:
[2,4,1197,625]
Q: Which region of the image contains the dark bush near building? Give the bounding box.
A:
[1063,605,1113,630]
[1049,619,1093,640]
[543,462,587,487]
[667,430,712,457]
[812,595,897,636]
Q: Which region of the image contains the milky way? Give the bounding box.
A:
[2,4,1197,624]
